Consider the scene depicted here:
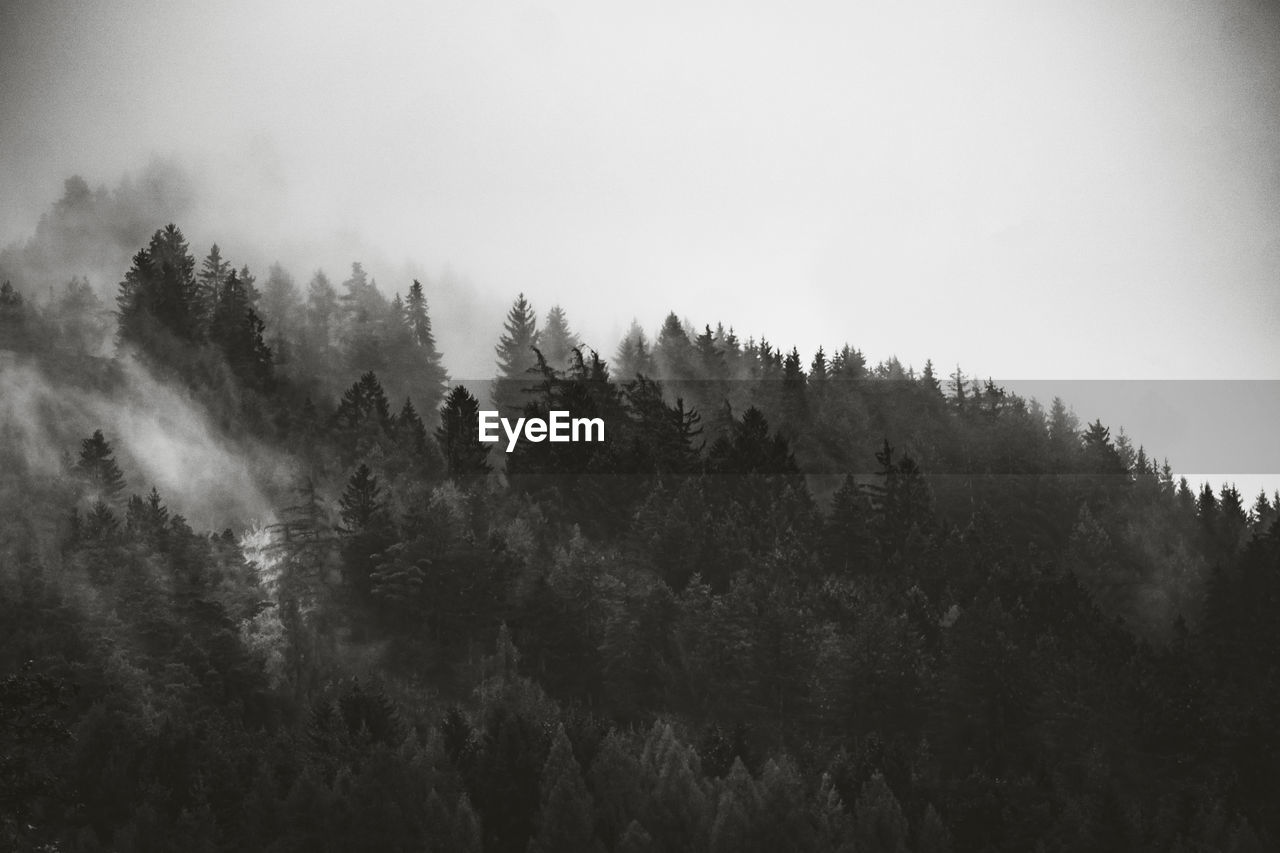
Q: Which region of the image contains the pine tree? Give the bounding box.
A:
[530,725,597,853]
[126,486,170,541]
[916,804,951,853]
[493,293,540,414]
[0,281,30,350]
[335,372,393,431]
[708,407,797,476]
[395,398,428,454]
[830,345,867,379]
[196,243,232,326]
[615,320,654,379]
[825,474,871,573]
[782,347,808,424]
[436,385,492,482]
[116,224,202,347]
[75,430,126,503]
[615,821,655,853]
[305,271,339,350]
[340,263,390,377]
[84,500,120,541]
[339,464,387,534]
[404,279,448,409]
[541,305,581,372]
[209,269,274,388]
[921,359,942,396]
[810,346,829,383]
[854,772,908,853]
[339,464,392,598]
[655,312,694,380]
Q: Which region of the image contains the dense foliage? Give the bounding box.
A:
[1,218,1278,851]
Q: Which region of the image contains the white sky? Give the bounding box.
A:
[1,0,1278,485]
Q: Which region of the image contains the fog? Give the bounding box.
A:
[2,1,1278,510]
[2,0,1277,382]
[0,352,288,529]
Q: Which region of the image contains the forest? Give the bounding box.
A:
[1,180,1278,852]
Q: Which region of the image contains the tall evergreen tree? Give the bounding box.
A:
[75,430,126,503]
[116,224,202,348]
[436,385,492,482]
[209,269,274,388]
[615,320,654,379]
[196,243,232,326]
[305,271,339,349]
[655,312,694,380]
[0,281,30,351]
[540,305,581,373]
[493,293,540,414]
[259,262,298,363]
[404,279,448,408]
[529,725,596,853]
[338,463,392,597]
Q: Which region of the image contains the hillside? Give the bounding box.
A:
[2,215,1278,851]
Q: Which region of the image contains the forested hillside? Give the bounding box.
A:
[2,212,1278,852]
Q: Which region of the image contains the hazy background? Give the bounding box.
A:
[2,0,1278,494]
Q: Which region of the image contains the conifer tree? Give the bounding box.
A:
[335,262,390,377]
[781,347,808,424]
[339,464,387,534]
[75,430,126,503]
[260,263,299,363]
[853,772,908,853]
[530,724,597,853]
[810,346,829,383]
[84,500,120,541]
[305,270,340,350]
[615,320,654,379]
[921,359,942,396]
[824,474,871,573]
[196,243,231,326]
[436,385,492,482]
[0,281,29,350]
[708,407,796,475]
[541,305,581,372]
[117,224,202,347]
[339,464,393,598]
[655,312,694,380]
[209,269,274,388]
[493,293,540,414]
[830,345,866,379]
[394,398,428,454]
[404,279,448,408]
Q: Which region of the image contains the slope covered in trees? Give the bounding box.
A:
[0,219,1278,851]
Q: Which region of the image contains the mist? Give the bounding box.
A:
[2,0,1278,384]
[0,350,287,529]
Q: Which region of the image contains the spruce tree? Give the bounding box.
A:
[116,224,202,348]
[615,320,653,379]
[75,430,126,503]
[394,398,428,454]
[305,271,339,349]
[196,243,232,326]
[541,305,581,372]
[810,346,829,383]
[493,293,540,414]
[0,281,29,350]
[529,725,596,853]
[655,312,693,380]
[209,269,274,388]
[436,385,492,482]
[404,279,448,409]
[339,464,386,533]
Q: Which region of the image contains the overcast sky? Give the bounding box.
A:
[2,0,1278,486]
